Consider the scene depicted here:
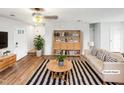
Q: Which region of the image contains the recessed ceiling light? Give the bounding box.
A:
[10,14,15,17]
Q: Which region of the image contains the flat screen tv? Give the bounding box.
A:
[0,32,8,49]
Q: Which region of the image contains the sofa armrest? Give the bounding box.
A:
[103,62,124,83]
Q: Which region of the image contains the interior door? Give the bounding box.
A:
[14,28,27,60]
[110,28,122,52]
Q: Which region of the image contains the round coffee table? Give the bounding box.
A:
[46,59,73,84]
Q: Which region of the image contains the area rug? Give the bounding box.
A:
[26,59,116,85]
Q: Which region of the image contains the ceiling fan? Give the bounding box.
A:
[31,8,58,21]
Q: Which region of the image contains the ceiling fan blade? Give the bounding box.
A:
[44,16,58,19]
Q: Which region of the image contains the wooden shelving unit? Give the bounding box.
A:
[53,30,82,56]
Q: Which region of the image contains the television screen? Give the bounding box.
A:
[0,32,8,49]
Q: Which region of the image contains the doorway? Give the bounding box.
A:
[14,28,27,60]
[110,27,122,52]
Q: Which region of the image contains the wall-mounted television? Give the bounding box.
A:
[0,32,8,49]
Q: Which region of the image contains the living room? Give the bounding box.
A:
[0,8,124,85]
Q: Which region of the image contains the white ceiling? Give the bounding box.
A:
[0,8,124,25]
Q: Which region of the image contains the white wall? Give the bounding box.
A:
[44,21,90,55]
[100,23,110,50]
[27,25,35,50]
[0,16,34,59]
[34,25,46,37]
[0,17,90,56]
[92,22,124,53]
[100,22,124,52]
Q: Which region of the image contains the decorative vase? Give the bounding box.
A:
[36,50,41,57]
[58,61,64,66]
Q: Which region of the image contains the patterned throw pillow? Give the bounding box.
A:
[105,52,118,62]
[96,50,106,61]
[105,55,118,62]
[111,53,124,62]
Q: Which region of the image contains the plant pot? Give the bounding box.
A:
[58,61,64,66]
[36,50,41,57]
[41,49,44,55]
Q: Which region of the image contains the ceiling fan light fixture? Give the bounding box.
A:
[33,13,43,25]
[31,8,58,25]
[31,8,44,25]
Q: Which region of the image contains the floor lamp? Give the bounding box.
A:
[89,42,94,50]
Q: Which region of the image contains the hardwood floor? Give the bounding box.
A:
[0,55,45,85]
[0,55,81,85]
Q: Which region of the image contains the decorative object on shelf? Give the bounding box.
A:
[3,50,11,56]
[56,54,66,66]
[34,35,44,57]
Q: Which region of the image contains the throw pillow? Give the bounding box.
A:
[110,53,124,62]
[105,54,118,62]
[96,49,106,61]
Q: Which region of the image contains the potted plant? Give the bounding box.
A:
[34,35,44,57]
[56,54,66,66]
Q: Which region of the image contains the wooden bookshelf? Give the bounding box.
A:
[53,30,82,56]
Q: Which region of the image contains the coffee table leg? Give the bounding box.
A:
[51,71,53,78]
[68,71,70,85]
[61,71,69,85]
[52,71,55,79]
[67,71,70,85]
[54,72,57,78]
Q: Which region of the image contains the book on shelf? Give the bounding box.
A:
[55,50,80,56]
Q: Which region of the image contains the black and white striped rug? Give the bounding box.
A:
[26,59,116,85]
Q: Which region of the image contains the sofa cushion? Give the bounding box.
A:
[86,55,103,72]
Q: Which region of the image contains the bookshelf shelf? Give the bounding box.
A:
[53,30,82,56]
